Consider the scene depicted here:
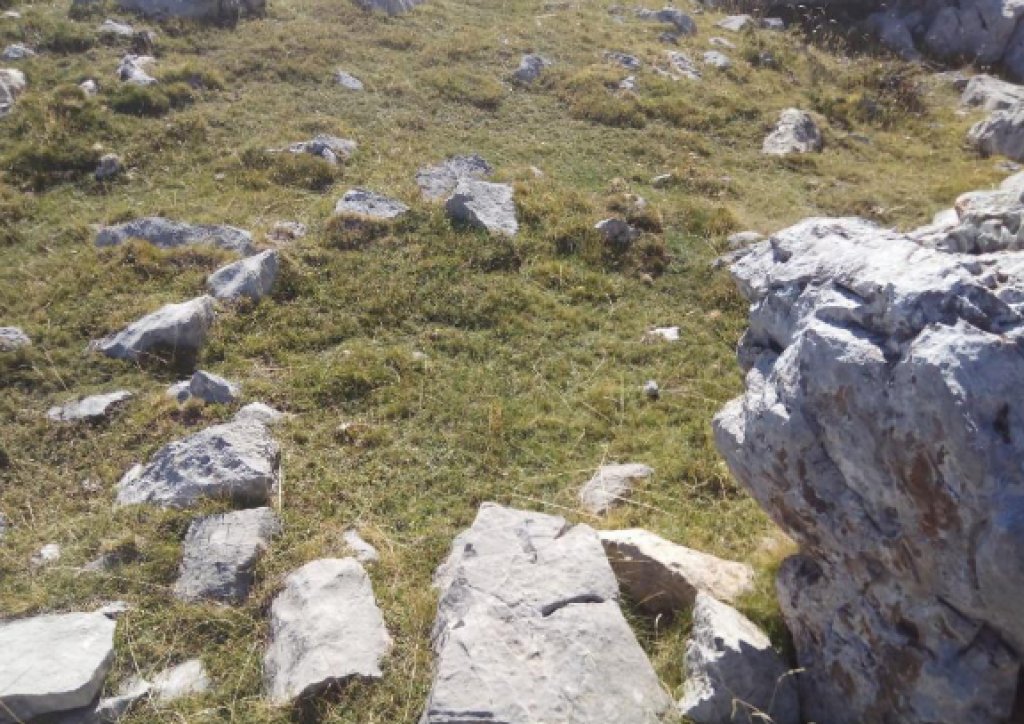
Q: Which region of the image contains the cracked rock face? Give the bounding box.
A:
[961,74,1024,111]
[89,296,215,365]
[714,208,1024,724]
[95,217,255,255]
[421,503,674,724]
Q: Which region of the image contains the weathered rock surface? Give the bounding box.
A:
[713,207,1024,724]
[96,217,254,255]
[94,154,123,181]
[702,50,731,69]
[636,7,695,33]
[910,171,1024,253]
[234,402,284,425]
[89,296,215,364]
[716,14,752,32]
[599,529,755,616]
[115,0,264,21]
[207,249,279,301]
[416,154,493,200]
[285,135,356,165]
[0,68,26,117]
[605,50,642,70]
[679,593,800,724]
[264,558,392,704]
[445,179,518,236]
[2,43,35,60]
[579,462,653,514]
[0,613,116,724]
[0,326,31,351]
[174,507,279,602]
[343,529,379,563]
[762,109,822,156]
[970,103,1024,161]
[353,0,422,14]
[179,369,240,404]
[98,19,136,37]
[962,74,1024,110]
[268,221,306,241]
[666,50,702,80]
[335,69,363,90]
[117,418,279,508]
[48,391,133,422]
[513,53,551,83]
[117,54,156,85]
[421,503,674,723]
[334,189,410,220]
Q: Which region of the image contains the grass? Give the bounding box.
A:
[0,0,1010,721]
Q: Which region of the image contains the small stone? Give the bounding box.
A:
[150,659,210,702]
[2,10,21,18]
[761,16,785,30]
[667,50,701,80]
[334,189,409,220]
[89,296,216,364]
[635,7,695,33]
[94,154,123,181]
[335,70,364,90]
[343,529,379,563]
[969,105,1024,162]
[716,14,752,32]
[0,68,25,118]
[619,75,637,91]
[32,543,62,566]
[416,155,493,200]
[658,31,679,44]
[445,179,518,236]
[0,326,31,351]
[646,325,680,342]
[703,50,731,69]
[651,173,674,186]
[960,74,1024,111]
[96,217,254,255]
[727,230,764,249]
[595,218,639,247]
[513,53,551,83]
[604,50,641,70]
[762,109,823,156]
[189,370,240,404]
[1,43,35,60]
[80,79,99,96]
[207,250,279,301]
[268,221,306,242]
[579,463,653,514]
[48,391,133,423]
[643,380,660,399]
[98,19,135,37]
[285,135,356,165]
[94,601,132,619]
[117,54,156,85]
[234,402,285,425]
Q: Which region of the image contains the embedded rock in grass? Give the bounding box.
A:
[0,326,31,351]
[234,402,284,425]
[970,104,1024,161]
[421,503,674,724]
[343,529,379,564]
[962,74,1024,111]
[32,543,62,565]
[89,296,215,365]
[579,462,653,514]
[115,0,264,21]
[334,189,410,220]
[2,43,35,60]
[116,418,280,508]
[714,211,1024,724]
[353,0,422,14]
[264,558,392,704]
[117,54,156,85]
[416,154,494,200]
[207,250,279,301]
[703,50,731,69]
[285,135,357,165]
[47,391,133,423]
[595,217,639,247]
[96,217,255,255]
[604,50,641,70]
[0,68,26,117]
[727,231,764,249]
[0,612,116,724]
[174,507,280,603]
[636,7,695,33]
[445,179,518,237]
[268,221,306,242]
[80,79,99,96]
[716,14,752,31]
[94,154,123,181]
[599,529,755,616]
[762,109,822,156]
[646,325,680,341]
[761,16,784,30]
[666,50,701,80]
[863,11,919,60]
[174,369,240,404]
[512,53,551,83]
[335,70,363,90]
[709,36,734,48]
[679,593,800,724]
[98,19,136,38]
[149,659,211,702]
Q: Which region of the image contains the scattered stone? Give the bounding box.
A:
[445,179,518,236]
[679,593,800,724]
[0,68,26,117]
[703,50,731,69]
[863,11,919,60]
[642,379,660,399]
[335,70,364,90]
[716,14,752,32]
[751,50,777,68]
[343,529,379,563]
[2,10,21,18]
[961,74,1024,111]
[416,154,494,200]
[969,104,1024,161]
[709,36,735,48]
[727,230,764,249]
[207,249,279,302]
[595,218,639,247]
[762,109,823,156]
[666,50,701,80]
[117,54,156,85]
[0,512,8,540]
[94,154,123,181]
[0,613,116,724]
[190,370,240,404]
[334,189,409,220]
[579,463,653,514]
[658,31,679,44]
[89,296,215,364]
[115,0,264,21]
[0,326,30,351]
[96,217,255,255]
[268,221,306,241]
[636,7,695,33]
[117,417,279,508]
[174,508,279,603]
[421,504,674,723]
[80,79,99,96]
[233,402,285,426]
[2,43,35,60]
[513,53,551,83]
[646,325,680,341]
[619,74,637,91]
[47,391,133,423]
[98,19,135,37]
[353,0,422,14]
[149,659,211,702]
[32,543,62,566]
[651,172,674,186]
[264,558,392,704]
[998,160,1022,172]
[285,135,357,165]
[761,16,785,30]
[599,529,755,615]
[604,50,641,70]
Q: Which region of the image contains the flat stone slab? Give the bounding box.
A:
[599,529,755,616]
[0,613,116,724]
[445,179,518,236]
[95,217,254,255]
[117,418,280,508]
[334,189,409,220]
[579,463,653,514]
[416,155,493,200]
[264,558,392,704]
[421,503,674,723]
[89,296,215,364]
[174,507,280,603]
[207,250,279,301]
[47,391,133,423]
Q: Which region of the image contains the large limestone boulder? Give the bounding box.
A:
[713,204,1024,724]
[95,217,254,255]
[117,418,280,508]
[207,250,279,301]
[0,613,116,724]
[89,296,216,364]
[264,558,392,704]
[969,104,1024,161]
[420,503,674,724]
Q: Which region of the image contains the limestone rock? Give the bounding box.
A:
[0,326,31,351]
[716,14,752,32]
[353,0,422,14]
[335,70,363,90]
[646,325,680,341]
[150,659,210,702]
[679,593,800,724]
[0,613,116,724]
[666,50,701,80]
[115,0,264,21]
[0,68,26,117]
[334,189,409,220]
[604,50,641,70]
[421,503,674,723]
[94,154,123,181]
[80,79,99,96]
[595,218,639,247]
[513,53,551,83]
[579,463,652,514]
[961,74,1024,111]
[727,231,764,249]
[48,391,133,422]
[117,418,279,508]
[636,7,695,33]
[762,109,822,156]
[445,179,518,236]
[233,402,284,425]
[268,221,306,242]
[32,543,62,565]
[264,558,392,704]
[969,104,1024,161]
[98,19,136,38]
[89,296,215,364]
[285,135,356,165]
[709,36,735,49]
[207,250,279,301]
[173,369,240,404]
[599,529,755,616]
[416,154,493,200]
[2,43,35,60]
[343,529,379,563]
[703,50,731,69]
[117,54,156,85]
[96,217,254,255]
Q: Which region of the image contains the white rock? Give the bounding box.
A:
[579,463,653,514]
[703,50,731,69]
[89,296,216,364]
[0,326,31,351]
[727,231,764,249]
[709,36,735,48]
[961,74,1024,111]
[716,14,752,31]
[117,54,156,85]
[416,155,493,200]
[48,391,133,422]
[96,217,254,255]
[150,659,210,702]
[285,135,356,164]
[762,109,823,156]
[445,179,518,237]
[98,19,135,37]
[2,43,35,60]
[0,68,26,117]
[969,104,1024,161]
[643,379,660,399]
[207,249,278,302]
[32,543,62,566]
[335,70,363,90]
[94,601,132,619]
[80,79,99,96]
[647,325,680,341]
[343,529,379,563]
[334,189,409,220]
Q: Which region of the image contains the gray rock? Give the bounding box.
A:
[619,74,637,91]
[962,74,1024,111]
[421,503,674,724]
[94,154,123,181]
[149,659,210,702]
[727,230,764,249]
[595,217,640,248]
[207,249,279,301]
[636,7,695,33]
[96,217,254,255]
[174,508,279,603]
[760,16,784,30]
[513,53,551,83]
[335,70,363,90]
[334,189,409,220]
[115,0,264,21]
[117,54,156,85]
[646,325,680,341]
[189,370,240,404]
[32,543,62,566]
[233,402,284,425]
[762,109,823,156]
[268,221,306,242]
[94,601,132,619]
[2,43,35,60]
[0,613,116,724]
[416,154,493,200]
[80,79,99,96]
[285,135,356,165]
[599,529,755,616]
[343,529,379,563]
[353,0,422,14]
[0,68,26,117]
[643,379,660,398]
[702,50,731,69]
[679,593,800,724]
[579,462,652,514]
[714,210,1024,724]
[445,179,518,237]
[0,326,30,351]
[0,512,8,540]
[863,11,920,60]
[709,36,734,48]
[604,50,641,70]
[48,391,133,422]
[89,296,216,364]
[166,380,191,403]
[924,0,1024,65]
[98,19,136,37]
[666,50,701,80]
[264,558,392,704]
[969,103,1024,161]
[716,14,752,31]
[117,418,280,508]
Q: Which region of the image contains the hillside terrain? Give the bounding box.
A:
[0,0,1013,721]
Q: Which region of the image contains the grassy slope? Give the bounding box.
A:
[0,0,1009,720]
